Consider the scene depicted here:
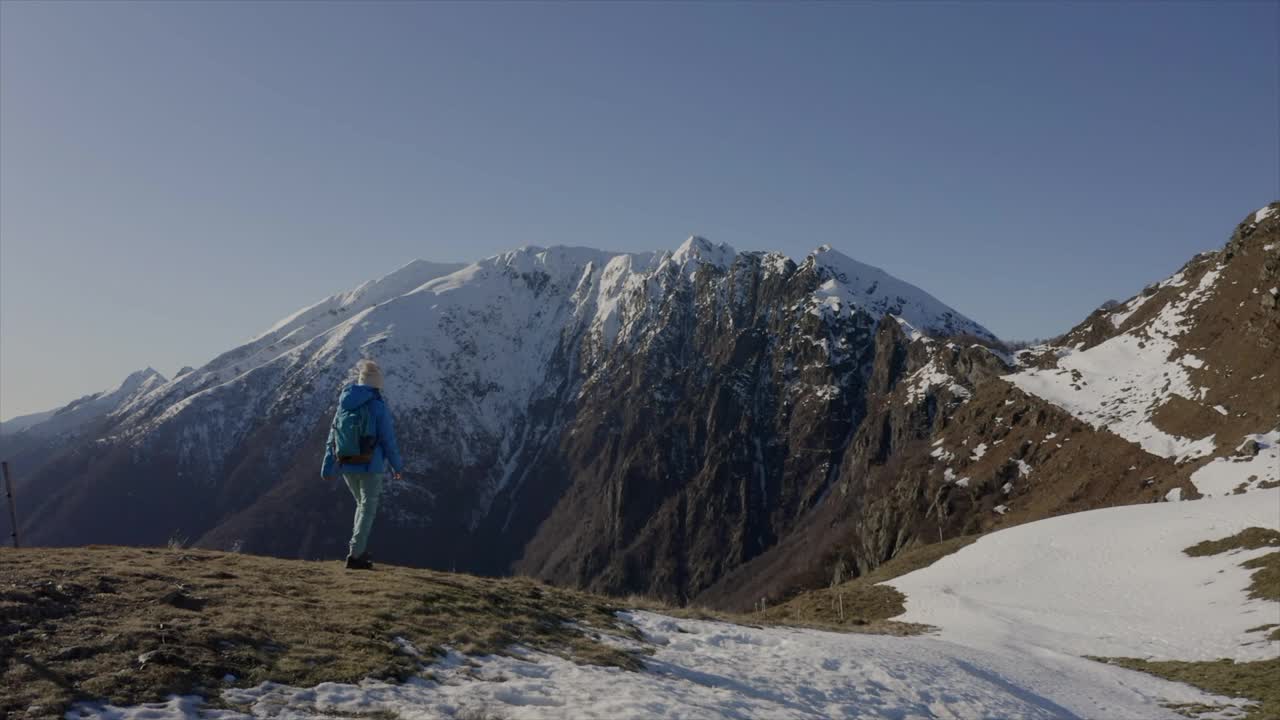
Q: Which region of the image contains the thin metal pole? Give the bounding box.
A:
[3,462,18,548]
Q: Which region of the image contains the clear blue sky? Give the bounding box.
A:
[2,1,1277,420]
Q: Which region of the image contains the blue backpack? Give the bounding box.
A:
[332,400,377,464]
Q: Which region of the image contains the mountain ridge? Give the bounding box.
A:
[7,206,1277,608]
[9,236,995,601]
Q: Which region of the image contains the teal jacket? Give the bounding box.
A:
[320,384,404,477]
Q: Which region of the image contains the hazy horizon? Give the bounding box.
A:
[3,1,1277,421]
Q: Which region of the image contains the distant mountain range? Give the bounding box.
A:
[4,204,1276,607]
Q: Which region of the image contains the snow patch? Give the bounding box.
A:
[1108,292,1151,328]
[904,358,971,405]
[1008,267,1224,461]
[1189,430,1280,497]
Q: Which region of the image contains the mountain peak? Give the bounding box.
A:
[671,235,736,268]
[805,246,996,341]
[110,367,166,395]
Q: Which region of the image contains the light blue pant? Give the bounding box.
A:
[343,472,383,557]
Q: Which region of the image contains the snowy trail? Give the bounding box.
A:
[72,493,1276,719]
[73,613,1239,719]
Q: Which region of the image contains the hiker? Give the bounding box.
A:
[321,359,404,570]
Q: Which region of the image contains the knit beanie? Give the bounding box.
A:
[356,360,384,389]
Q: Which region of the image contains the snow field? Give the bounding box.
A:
[889,489,1280,663]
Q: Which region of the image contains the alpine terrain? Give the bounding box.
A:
[2,205,1278,720]
[4,204,1278,612]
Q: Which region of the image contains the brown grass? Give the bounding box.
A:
[618,593,924,636]
[1100,657,1280,720]
[764,535,978,632]
[1246,624,1280,643]
[1240,553,1280,602]
[1184,528,1280,602]
[620,537,977,635]
[0,546,642,717]
[1185,528,1280,557]
[611,538,979,635]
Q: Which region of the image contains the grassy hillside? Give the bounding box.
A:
[1,545,928,718]
[1,546,643,717]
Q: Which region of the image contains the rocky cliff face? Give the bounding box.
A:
[512,250,881,601]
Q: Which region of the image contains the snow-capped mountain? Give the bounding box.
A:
[13,237,993,599]
[0,366,165,480]
[1,367,166,440]
[12,204,1275,607]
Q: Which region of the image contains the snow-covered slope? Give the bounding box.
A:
[889,488,1280,663]
[110,260,465,424]
[252,259,469,345]
[809,245,995,342]
[106,239,992,512]
[1007,266,1223,461]
[77,492,1274,720]
[0,408,56,435]
[1189,430,1280,497]
[1007,202,1280,495]
[1,367,166,440]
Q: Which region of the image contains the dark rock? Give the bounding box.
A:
[137,649,188,668]
[158,589,207,611]
[50,645,97,661]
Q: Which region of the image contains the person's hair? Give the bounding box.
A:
[355,359,384,389]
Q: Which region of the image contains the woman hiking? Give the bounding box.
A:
[321,359,404,570]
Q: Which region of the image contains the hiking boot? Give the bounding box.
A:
[345,553,373,570]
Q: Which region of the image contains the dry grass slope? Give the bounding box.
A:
[766,535,977,631]
[1100,658,1280,720]
[1,546,641,718]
